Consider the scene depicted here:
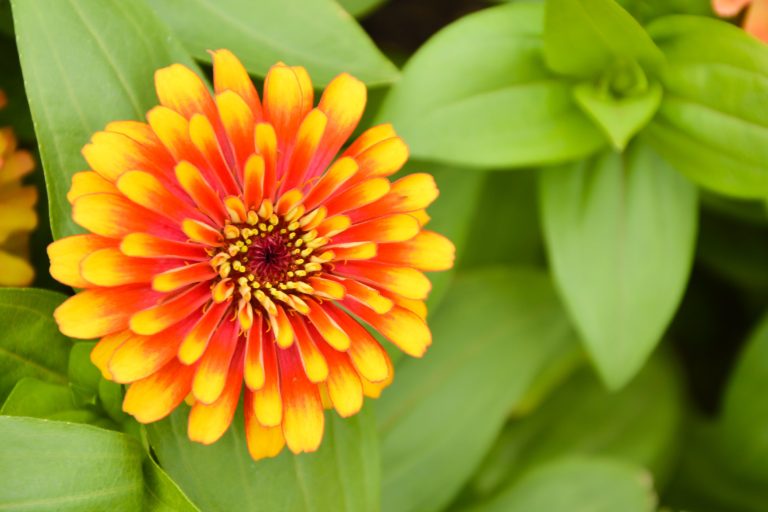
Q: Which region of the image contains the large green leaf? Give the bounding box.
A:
[544,0,664,78]
[467,457,656,512]
[0,288,70,403]
[646,16,768,198]
[337,0,387,18]
[143,457,200,512]
[11,0,198,239]
[720,313,768,483]
[148,406,379,512]
[539,141,697,388]
[378,2,605,168]
[147,0,398,86]
[0,416,144,511]
[469,351,683,500]
[378,267,578,512]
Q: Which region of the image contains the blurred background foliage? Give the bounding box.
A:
[0,0,767,511]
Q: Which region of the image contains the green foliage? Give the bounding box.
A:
[378,268,578,512]
[540,142,697,387]
[147,0,398,86]
[148,406,379,512]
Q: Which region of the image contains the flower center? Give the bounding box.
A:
[208,199,332,316]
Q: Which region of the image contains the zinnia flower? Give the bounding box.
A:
[713,0,768,42]
[0,92,37,286]
[49,50,454,460]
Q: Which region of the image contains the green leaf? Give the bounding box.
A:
[469,351,683,500]
[11,0,199,239]
[539,141,697,388]
[573,80,662,150]
[544,0,664,78]
[143,457,200,512]
[337,0,387,18]
[146,0,398,86]
[468,457,656,512]
[378,2,605,168]
[68,341,100,393]
[148,406,380,512]
[0,288,70,403]
[645,16,768,198]
[720,313,768,483]
[0,416,144,511]
[378,267,578,512]
[1,378,76,418]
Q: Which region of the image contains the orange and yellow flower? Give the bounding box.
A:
[0,92,37,286]
[49,50,453,459]
[713,0,768,42]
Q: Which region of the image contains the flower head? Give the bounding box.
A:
[713,0,768,42]
[49,51,454,459]
[0,93,37,286]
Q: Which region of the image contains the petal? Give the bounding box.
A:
[302,157,358,212]
[353,136,409,181]
[327,276,392,314]
[72,193,179,240]
[80,248,171,287]
[153,262,217,292]
[306,300,350,350]
[244,316,265,390]
[277,346,324,454]
[745,0,768,42]
[342,123,396,158]
[192,318,240,404]
[212,49,262,119]
[116,170,201,224]
[713,0,752,16]
[289,317,329,383]
[120,233,208,261]
[323,178,390,216]
[270,306,295,349]
[263,64,312,166]
[216,90,255,174]
[343,299,431,357]
[243,154,265,209]
[307,276,346,300]
[0,149,34,186]
[281,109,327,192]
[108,318,194,383]
[188,345,244,445]
[55,286,162,339]
[327,242,377,261]
[253,337,283,427]
[182,219,223,247]
[334,261,431,300]
[327,306,391,382]
[155,63,218,121]
[376,231,455,271]
[348,173,439,222]
[244,390,285,460]
[48,235,118,288]
[67,171,118,204]
[123,358,194,423]
[179,300,230,364]
[175,161,228,226]
[91,331,131,380]
[315,340,363,417]
[82,131,172,183]
[255,122,278,200]
[189,113,240,194]
[332,214,420,245]
[0,251,34,286]
[130,283,210,336]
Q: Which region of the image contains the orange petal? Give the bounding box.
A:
[343,123,396,158]
[745,0,768,42]
[120,233,208,261]
[277,346,324,454]
[334,261,431,300]
[123,358,195,423]
[263,64,311,167]
[255,122,278,200]
[212,49,262,119]
[327,242,377,262]
[253,337,282,426]
[216,90,255,175]
[282,109,327,192]
[315,339,363,417]
[713,0,751,16]
[349,173,439,222]
[376,231,455,271]
[48,235,118,288]
[324,178,390,216]
[80,248,170,287]
[332,214,419,245]
[192,318,240,404]
[67,171,118,204]
[327,307,391,382]
[306,300,350,350]
[130,283,210,336]
[353,136,409,180]
[188,345,244,445]
[73,193,178,240]
[244,316,266,390]
[91,330,131,380]
[155,63,218,121]
[270,306,295,349]
[175,161,228,226]
[182,219,223,247]
[327,277,392,314]
[244,390,285,460]
[55,286,162,339]
[243,154,265,209]
[179,300,230,365]
[109,318,194,383]
[289,317,329,383]
[82,130,173,183]
[343,299,431,357]
[189,113,240,195]
[307,276,346,300]
[302,157,358,212]
[117,170,201,225]
[153,262,217,292]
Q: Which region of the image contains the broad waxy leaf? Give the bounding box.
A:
[11,0,199,239]
[468,457,656,512]
[540,141,697,388]
[143,457,200,512]
[337,0,388,18]
[148,406,380,512]
[646,16,768,198]
[573,80,662,150]
[0,416,144,511]
[0,288,70,403]
[147,0,398,86]
[378,268,578,512]
[544,0,664,78]
[378,2,605,168]
[469,351,683,499]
